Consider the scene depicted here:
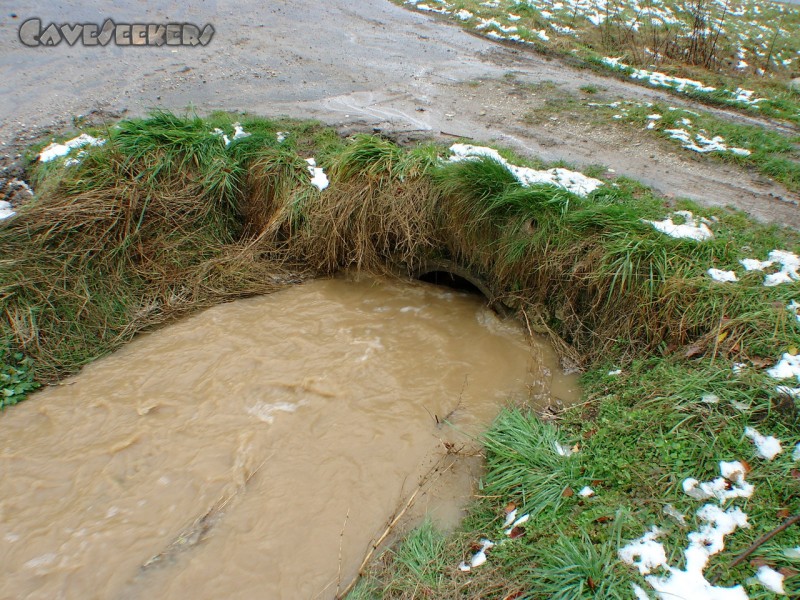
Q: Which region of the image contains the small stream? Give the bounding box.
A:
[0,275,579,599]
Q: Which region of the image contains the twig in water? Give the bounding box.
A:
[336,507,351,598]
[437,375,468,428]
[336,454,453,599]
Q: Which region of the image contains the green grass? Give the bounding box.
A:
[483,409,587,520]
[400,0,800,123]
[4,114,800,598]
[582,98,800,192]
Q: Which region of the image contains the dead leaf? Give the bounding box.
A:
[509,526,525,539]
[750,357,772,369]
[790,468,800,481]
[504,502,516,514]
[684,344,703,358]
[777,508,791,519]
[750,557,770,568]
[587,577,597,591]
[595,515,612,523]
[779,567,798,579]
[562,487,574,498]
[717,331,729,343]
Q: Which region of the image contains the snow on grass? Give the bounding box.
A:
[448,144,603,196]
[743,426,782,460]
[38,134,105,163]
[664,128,751,156]
[578,485,594,497]
[645,210,713,241]
[754,565,786,595]
[707,269,738,283]
[0,200,15,221]
[682,461,753,502]
[211,128,230,146]
[619,526,668,575]
[503,508,518,528]
[458,539,494,571]
[767,353,800,380]
[620,506,751,599]
[786,300,800,323]
[601,57,764,107]
[232,122,251,141]
[766,353,800,398]
[211,122,251,146]
[794,443,800,461]
[741,250,800,287]
[644,505,750,600]
[504,512,529,535]
[306,158,329,191]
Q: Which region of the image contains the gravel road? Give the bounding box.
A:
[0,0,797,225]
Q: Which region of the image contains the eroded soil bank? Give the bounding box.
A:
[0,275,578,600]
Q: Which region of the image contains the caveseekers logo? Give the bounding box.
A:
[18,18,214,47]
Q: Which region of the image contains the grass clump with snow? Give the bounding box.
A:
[400,0,800,123]
[580,99,800,192]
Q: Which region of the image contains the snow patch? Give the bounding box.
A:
[740,250,800,286]
[755,565,786,595]
[682,461,753,502]
[504,513,529,535]
[554,441,574,456]
[0,200,15,220]
[767,353,800,381]
[646,210,713,241]
[448,144,603,197]
[578,486,594,497]
[458,539,494,571]
[664,128,750,156]
[707,269,738,283]
[743,426,782,460]
[305,158,329,191]
[619,526,667,575]
[38,134,105,162]
[644,505,749,600]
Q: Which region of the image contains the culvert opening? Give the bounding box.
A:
[417,270,485,296]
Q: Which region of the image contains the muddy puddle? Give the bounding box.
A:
[0,275,579,599]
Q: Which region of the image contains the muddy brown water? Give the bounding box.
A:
[0,275,579,599]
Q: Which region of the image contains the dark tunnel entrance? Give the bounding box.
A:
[412,259,510,316]
[417,270,485,296]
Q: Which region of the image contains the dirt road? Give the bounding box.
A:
[0,0,797,225]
